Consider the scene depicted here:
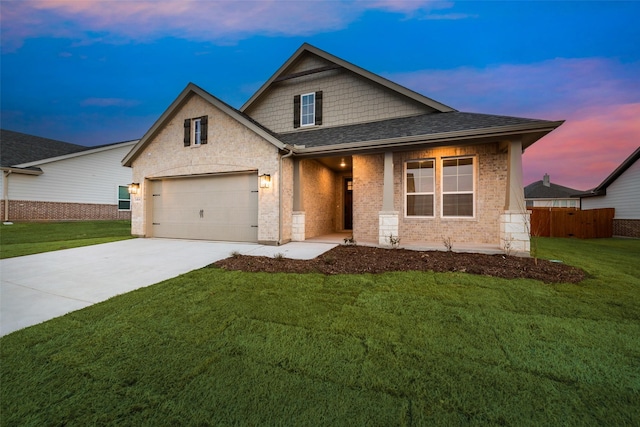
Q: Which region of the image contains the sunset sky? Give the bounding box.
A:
[1,0,638,190]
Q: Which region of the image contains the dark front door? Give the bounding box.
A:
[344,178,353,230]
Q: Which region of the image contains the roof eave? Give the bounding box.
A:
[291,121,564,156]
[16,140,138,168]
[1,167,44,175]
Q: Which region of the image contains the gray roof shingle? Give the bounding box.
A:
[1,129,88,167]
[277,112,547,148]
[524,180,583,199]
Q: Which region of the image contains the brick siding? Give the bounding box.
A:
[613,219,640,238]
[1,200,130,221]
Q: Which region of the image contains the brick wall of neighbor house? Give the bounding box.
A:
[301,159,336,238]
[130,94,281,242]
[245,55,434,133]
[353,153,385,243]
[1,200,130,221]
[614,219,640,238]
[395,143,507,245]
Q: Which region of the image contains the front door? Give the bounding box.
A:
[344,177,353,230]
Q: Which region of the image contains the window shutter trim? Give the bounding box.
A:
[293,95,301,128]
[200,116,208,144]
[315,91,323,125]
[183,119,191,146]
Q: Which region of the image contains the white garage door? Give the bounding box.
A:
[150,173,258,242]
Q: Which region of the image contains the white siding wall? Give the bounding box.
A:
[7,145,133,205]
[582,160,640,219]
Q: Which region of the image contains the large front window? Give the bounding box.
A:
[301,92,315,126]
[405,159,434,217]
[442,157,474,217]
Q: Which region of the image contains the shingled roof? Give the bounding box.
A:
[524,177,583,199]
[278,112,561,153]
[1,129,88,168]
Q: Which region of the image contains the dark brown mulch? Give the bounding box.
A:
[212,245,586,284]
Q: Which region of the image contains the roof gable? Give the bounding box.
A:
[581,146,640,197]
[122,83,285,167]
[524,180,583,199]
[240,43,456,114]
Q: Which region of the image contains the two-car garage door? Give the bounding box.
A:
[150,173,258,242]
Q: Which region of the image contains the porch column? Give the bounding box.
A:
[292,159,305,241]
[500,140,530,255]
[379,151,399,246]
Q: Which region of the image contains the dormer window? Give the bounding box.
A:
[183,116,208,147]
[293,91,322,128]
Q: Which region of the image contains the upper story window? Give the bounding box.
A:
[405,159,435,217]
[183,116,208,147]
[293,91,323,128]
[118,185,131,211]
[442,157,474,217]
[301,93,315,126]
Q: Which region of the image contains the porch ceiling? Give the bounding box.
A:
[315,155,353,172]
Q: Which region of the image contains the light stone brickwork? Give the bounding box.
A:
[351,143,515,248]
[500,211,531,254]
[352,153,384,243]
[291,211,305,241]
[300,159,336,238]
[130,94,281,243]
[245,54,434,134]
[379,212,400,246]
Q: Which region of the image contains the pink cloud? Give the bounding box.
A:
[389,59,640,191]
[80,97,140,107]
[0,0,449,52]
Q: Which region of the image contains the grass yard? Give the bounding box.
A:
[0,220,133,259]
[1,238,639,425]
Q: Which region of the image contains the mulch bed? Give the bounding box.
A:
[213,245,586,284]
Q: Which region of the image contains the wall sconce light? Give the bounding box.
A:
[259,174,271,189]
[128,183,140,195]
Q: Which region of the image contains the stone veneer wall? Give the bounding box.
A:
[352,143,509,246]
[1,200,130,221]
[301,159,336,238]
[614,219,640,238]
[130,94,281,242]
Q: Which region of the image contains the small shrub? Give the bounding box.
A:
[442,236,453,252]
[503,236,514,256]
[230,250,241,258]
[387,234,401,249]
[273,252,285,260]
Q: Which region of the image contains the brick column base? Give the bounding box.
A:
[379,211,399,246]
[500,210,531,256]
[292,211,305,242]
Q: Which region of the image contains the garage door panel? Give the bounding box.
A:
[151,174,258,242]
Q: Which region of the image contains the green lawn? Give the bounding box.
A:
[1,238,639,425]
[0,220,133,259]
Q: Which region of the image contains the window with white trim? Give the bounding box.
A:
[192,118,202,145]
[118,185,131,211]
[442,157,474,217]
[405,159,435,217]
[301,92,315,126]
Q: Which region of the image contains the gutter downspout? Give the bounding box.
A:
[278,147,294,245]
[3,170,11,222]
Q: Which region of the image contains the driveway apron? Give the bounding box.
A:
[1,238,336,336]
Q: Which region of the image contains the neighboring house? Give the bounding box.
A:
[579,146,640,238]
[524,174,582,208]
[1,129,137,221]
[123,43,563,254]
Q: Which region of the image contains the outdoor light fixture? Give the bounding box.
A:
[340,158,346,167]
[128,183,140,195]
[259,174,271,189]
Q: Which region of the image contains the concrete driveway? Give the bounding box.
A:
[0,238,336,336]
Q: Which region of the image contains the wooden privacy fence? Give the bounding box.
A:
[529,207,615,238]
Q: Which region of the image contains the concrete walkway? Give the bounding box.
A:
[0,238,336,336]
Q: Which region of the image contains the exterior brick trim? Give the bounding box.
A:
[1,200,131,221]
[613,219,640,238]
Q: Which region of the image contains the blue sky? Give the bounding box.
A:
[1,0,639,189]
